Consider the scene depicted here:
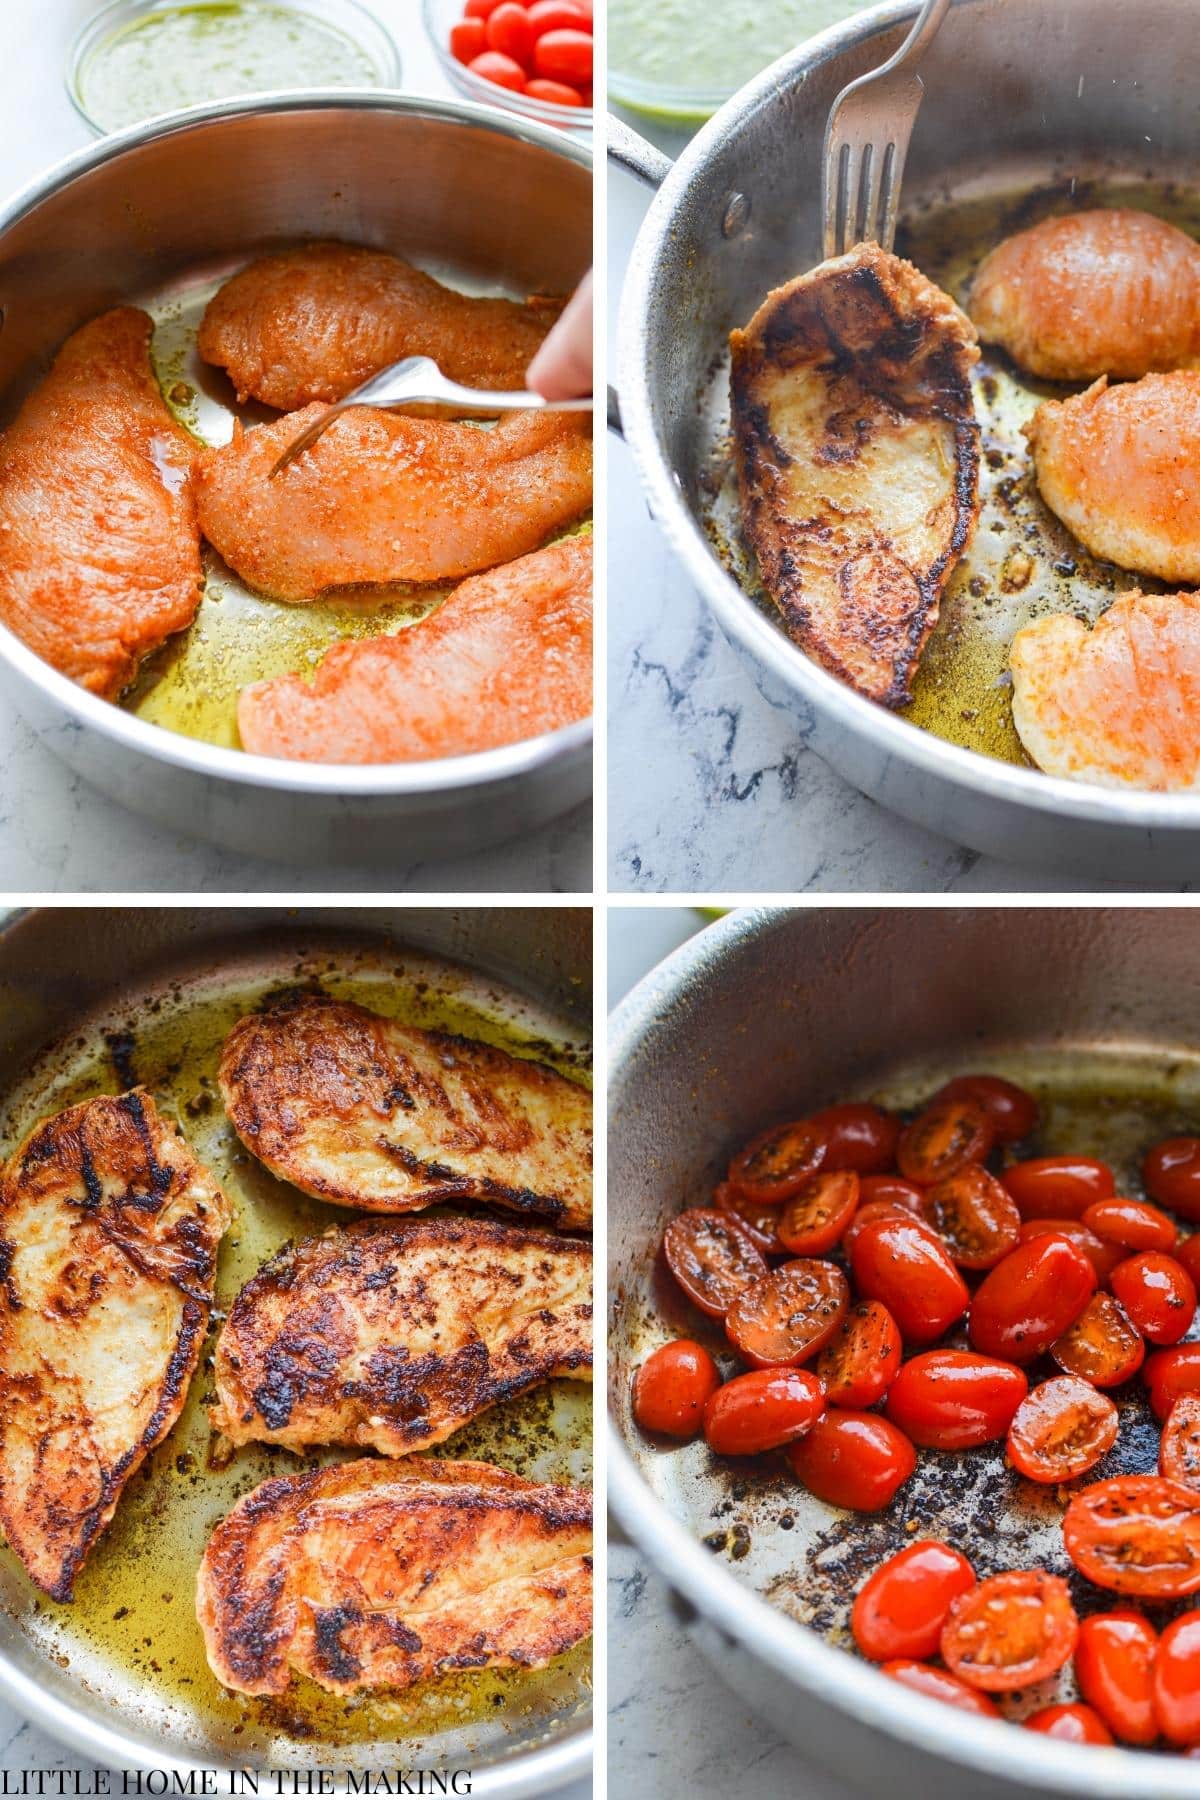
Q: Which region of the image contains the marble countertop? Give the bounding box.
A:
[0,0,589,894]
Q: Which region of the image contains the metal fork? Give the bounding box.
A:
[270,354,593,477]
[821,0,952,261]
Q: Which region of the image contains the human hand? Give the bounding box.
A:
[527,269,593,399]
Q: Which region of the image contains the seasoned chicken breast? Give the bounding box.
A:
[193,407,593,602]
[1027,372,1200,584]
[1011,589,1200,790]
[0,1091,230,1600]
[196,1457,592,1696]
[970,209,1200,382]
[218,997,592,1230]
[236,535,592,764]
[211,1215,592,1456]
[0,307,202,699]
[198,243,562,411]
[730,243,980,706]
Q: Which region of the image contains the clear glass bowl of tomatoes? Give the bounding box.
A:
[424,0,593,130]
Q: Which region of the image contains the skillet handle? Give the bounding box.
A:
[606,113,674,190]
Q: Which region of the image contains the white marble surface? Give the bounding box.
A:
[0,0,590,894]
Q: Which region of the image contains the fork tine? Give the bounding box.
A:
[857,140,879,246]
[877,140,901,253]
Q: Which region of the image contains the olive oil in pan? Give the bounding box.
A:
[0,941,592,1762]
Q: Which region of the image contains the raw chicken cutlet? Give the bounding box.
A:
[237,535,592,763]
[196,1457,592,1697]
[194,407,593,601]
[198,242,562,410]
[211,1214,592,1457]
[0,1090,231,1600]
[1011,589,1200,790]
[730,242,980,706]
[0,307,201,699]
[218,995,592,1230]
[1027,371,1200,584]
[970,208,1200,381]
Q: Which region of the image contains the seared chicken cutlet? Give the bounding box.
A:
[0,1091,230,1600]
[236,536,592,763]
[0,307,201,698]
[198,243,562,411]
[219,996,592,1229]
[197,1458,591,1696]
[1027,372,1200,584]
[194,408,593,602]
[211,1215,592,1456]
[730,243,980,706]
[970,209,1200,381]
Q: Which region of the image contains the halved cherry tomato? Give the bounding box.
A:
[485,1,535,65]
[662,1208,768,1319]
[725,1259,849,1367]
[1018,1217,1125,1284]
[917,1163,1020,1270]
[881,1659,1000,1716]
[632,1339,721,1439]
[1023,1704,1113,1745]
[1154,1611,1200,1746]
[807,1102,899,1173]
[714,1179,779,1256]
[1006,1375,1118,1483]
[1083,1197,1178,1253]
[702,1367,824,1456]
[525,76,584,103]
[1001,1155,1115,1221]
[842,1196,937,1255]
[786,1410,916,1511]
[527,0,591,35]
[776,1169,859,1256]
[1051,1291,1145,1388]
[850,1217,969,1345]
[468,48,528,88]
[450,17,487,62]
[968,1234,1096,1363]
[940,1570,1078,1692]
[1145,1345,1200,1420]
[851,1540,976,1662]
[1176,1235,1200,1289]
[816,1299,902,1408]
[1110,1251,1197,1345]
[728,1118,826,1203]
[1145,1136,1200,1222]
[532,25,592,84]
[932,1074,1039,1143]
[1074,1609,1158,1746]
[858,1174,926,1212]
[884,1349,1027,1449]
[1063,1475,1200,1597]
[897,1097,994,1185]
[1162,1396,1200,1490]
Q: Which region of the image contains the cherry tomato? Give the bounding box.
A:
[842,1196,937,1255]
[468,49,528,89]
[632,1339,721,1439]
[932,1074,1039,1143]
[450,17,487,62]
[728,1118,826,1204]
[1023,1704,1113,1745]
[714,1179,780,1256]
[1051,1291,1145,1388]
[1006,1375,1119,1483]
[725,1259,849,1367]
[1145,1136,1200,1222]
[1074,1609,1158,1746]
[851,1540,976,1662]
[1064,1475,1200,1597]
[850,1217,969,1345]
[485,1,534,65]
[1001,1155,1115,1221]
[1154,1611,1200,1746]
[1145,1345,1200,1420]
[885,1349,1027,1450]
[1018,1217,1125,1284]
[807,1101,900,1173]
[1176,1235,1200,1289]
[662,1208,768,1319]
[526,0,591,35]
[816,1299,902,1408]
[858,1174,925,1212]
[968,1234,1096,1363]
[881,1659,1000,1717]
[463,0,504,15]
[1083,1197,1178,1253]
[917,1163,1020,1270]
[940,1570,1078,1692]
[1110,1251,1197,1345]
[532,25,592,84]
[525,76,584,104]
[776,1169,859,1256]
[702,1367,824,1456]
[897,1097,994,1185]
[1162,1396,1200,1490]
[786,1410,916,1511]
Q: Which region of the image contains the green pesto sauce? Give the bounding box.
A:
[78,2,379,133]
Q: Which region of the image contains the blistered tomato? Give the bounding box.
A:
[1018,1217,1125,1284]
[968,1234,1096,1363]
[1006,1376,1118,1483]
[662,1208,768,1318]
[940,1570,1078,1692]
[1001,1156,1115,1221]
[1154,1610,1200,1746]
[776,1169,859,1256]
[702,1367,824,1456]
[786,1410,916,1511]
[1023,1704,1113,1745]
[816,1299,902,1408]
[932,1074,1039,1142]
[896,1097,994,1184]
[1051,1291,1145,1388]
[807,1101,900,1173]
[1064,1475,1200,1598]
[885,1349,1027,1450]
[1083,1197,1177,1253]
[1161,1395,1200,1490]
[917,1163,1021,1270]
[1074,1609,1158,1745]
[632,1340,721,1438]
[1109,1251,1197,1345]
[1145,1344,1200,1420]
[851,1540,976,1661]
[1145,1136,1200,1222]
[881,1660,1000,1716]
[850,1217,969,1345]
[725,1259,849,1367]
[728,1118,826,1203]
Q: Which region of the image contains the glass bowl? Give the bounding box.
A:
[421,0,593,134]
[67,0,402,136]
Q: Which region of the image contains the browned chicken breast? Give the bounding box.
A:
[730,243,980,706]
[196,1457,592,1696]
[218,996,592,1230]
[970,209,1200,381]
[211,1215,592,1456]
[1027,372,1200,584]
[0,1091,230,1600]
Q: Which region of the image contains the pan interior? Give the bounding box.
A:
[0,934,592,1767]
